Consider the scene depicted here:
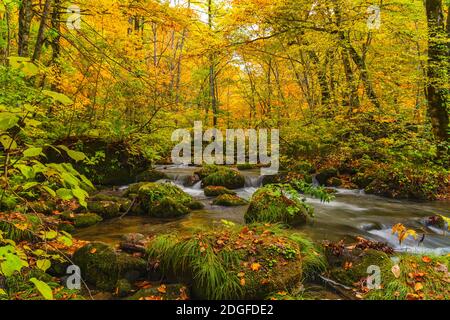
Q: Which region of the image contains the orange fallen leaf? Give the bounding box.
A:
[251,263,261,271]
[422,256,431,263]
[414,282,423,292]
[240,278,246,286]
[157,284,167,294]
[90,248,97,254]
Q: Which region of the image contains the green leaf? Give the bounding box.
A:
[15,164,35,179]
[36,259,51,272]
[0,113,19,131]
[56,188,73,201]
[22,181,39,191]
[66,149,86,162]
[0,135,17,150]
[42,90,74,106]
[41,185,56,197]
[29,278,53,300]
[72,187,88,208]
[8,57,39,77]
[23,147,43,158]
[0,288,6,296]
[57,235,73,247]
[41,230,58,240]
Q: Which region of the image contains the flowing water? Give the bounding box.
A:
[75,165,450,256]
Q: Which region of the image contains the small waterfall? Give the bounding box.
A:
[244,175,264,188]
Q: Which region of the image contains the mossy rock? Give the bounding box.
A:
[236,164,258,170]
[61,212,103,228]
[128,182,195,218]
[58,221,76,234]
[44,137,149,186]
[213,194,248,207]
[146,224,326,300]
[136,169,169,183]
[194,164,221,179]
[116,279,133,298]
[245,186,310,226]
[27,201,56,215]
[316,168,339,186]
[261,172,289,186]
[327,177,342,187]
[204,186,236,197]
[202,167,245,190]
[185,200,205,210]
[72,242,147,291]
[126,284,189,300]
[326,246,450,300]
[87,201,121,219]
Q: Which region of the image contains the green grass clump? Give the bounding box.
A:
[204,186,236,197]
[212,194,248,207]
[245,185,311,226]
[147,223,322,300]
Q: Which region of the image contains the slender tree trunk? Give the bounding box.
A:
[425,0,449,158]
[208,0,218,126]
[33,0,54,61]
[18,0,33,57]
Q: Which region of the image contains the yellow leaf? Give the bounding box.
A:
[250,263,261,271]
[414,282,423,292]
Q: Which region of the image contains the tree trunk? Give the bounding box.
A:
[18,0,33,57]
[33,0,53,61]
[425,0,449,157]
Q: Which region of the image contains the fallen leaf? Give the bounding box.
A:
[90,248,97,254]
[391,264,401,278]
[157,284,167,294]
[414,282,423,292]
[237,272,245,278]
[422,256,431,263]
[240,278,246,286]
[251,263,261,271]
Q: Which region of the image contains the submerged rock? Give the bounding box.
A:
[212,194,248,207]
[146,224,326,300]
[245,186,311,226]
[73,242,147,291]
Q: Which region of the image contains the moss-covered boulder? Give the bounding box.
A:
[72,242,147,291]
[126,284,189,300]
[325,241,450,300]
[316,168,339,186]
[87,201,121,219]
[236,164,258,170]
[61,212,103,228]
[127,182,195,218]
[136,169,169,183]
[199,166,245,190]
[146,224,326,300]
[204,186,236,197]
[213,194,248,207]
[245,186,311,226]
[44,137,149,186]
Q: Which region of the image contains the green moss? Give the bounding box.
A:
[203,170,245,190]
[146,224,319,300]
[213,194,248,207]
[328,248,450,300]
[130,182,195,218]
[186,200,205,210]
[245,186,310,226]
[126,284,189,300]
[201,166,245,190]
[116,279,133,297]
[61,212,103,228]
[73,242,147,291]
[87,201,121,219]
[136,169,169,183]
[236,164,258,170]
[204,186,236,197]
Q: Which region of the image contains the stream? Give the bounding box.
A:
[75,165,450,256]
